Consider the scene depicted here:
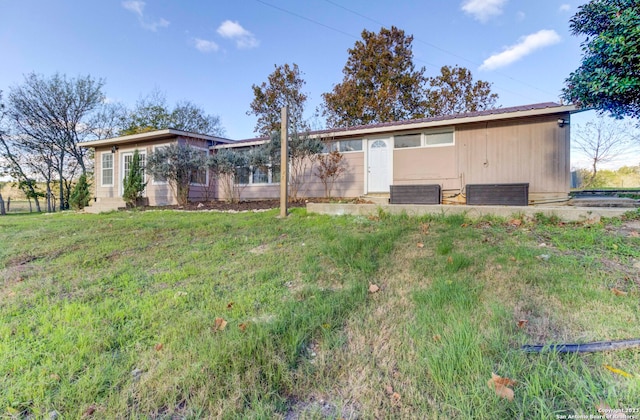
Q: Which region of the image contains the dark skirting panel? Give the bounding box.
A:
[390,184,441,204]
[466,183,529,206]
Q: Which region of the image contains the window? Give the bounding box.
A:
[123,152,146,182]
[252,166,269,184]
[322,141,338,153]
[102,153,113,186]
[425,131,454,146]
[152,146,168,184]
[394,134,421,148]
[339,139,363,152]
[189,149,208,185]
[322,139,362,153]
[236,166,250,185]
[393,130,454,148]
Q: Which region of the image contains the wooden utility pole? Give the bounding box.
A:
[280,106,289,218]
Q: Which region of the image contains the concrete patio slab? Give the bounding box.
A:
[306,203,636,222]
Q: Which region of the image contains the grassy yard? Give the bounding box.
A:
[1,208,639,418]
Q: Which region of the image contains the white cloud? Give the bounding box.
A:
[559,4,571,12]
[217,20,259,49]
[194,38,220,53]
[141,18,169,32]
[461,0,508,23]
[480,29,561,70]
[122,1,169,32]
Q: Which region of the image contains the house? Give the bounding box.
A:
[80,129,232,212]
[81,102,578,212]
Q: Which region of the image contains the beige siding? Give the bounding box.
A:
[457,115,570,198]
[214,151,365,201]
[94,136,212,206]
[393,145,460,190]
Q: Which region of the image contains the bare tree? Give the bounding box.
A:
[8,73,106,210]
[573,115,637,186]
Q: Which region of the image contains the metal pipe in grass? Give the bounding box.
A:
[521,338,640,353]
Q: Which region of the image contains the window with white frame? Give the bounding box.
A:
[189,149,208,185]
[101,152,113,186]
[394,130,454,148]
[152,145,168,184]
[233,148,280,185]
[322,139,362,153]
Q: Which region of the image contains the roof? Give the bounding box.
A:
[79,128,233,148]
[213,102,579,149]
[81,102,580,150]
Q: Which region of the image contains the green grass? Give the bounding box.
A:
[1,209,639,418]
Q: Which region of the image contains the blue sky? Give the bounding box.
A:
[0,0,636,168]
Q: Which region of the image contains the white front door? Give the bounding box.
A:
[120,151,146,196]
[367,139,391,193]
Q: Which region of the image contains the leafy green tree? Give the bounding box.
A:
[562,0,640,119]
[248,63,309,136]
[208,148,248,203]
[427,65,499,116]
[69,173,91,210]
[257,131,323,201]
[121,90,225,136]
[321,26,429,127]
[146,144,207,206]
[122,150,147,208]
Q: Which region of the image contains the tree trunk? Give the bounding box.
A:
[0,194,5,215]
[6,197,9,212]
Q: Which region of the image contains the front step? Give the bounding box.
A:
[84,197,125,214]
[361,194,390,205]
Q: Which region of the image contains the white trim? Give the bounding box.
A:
[189,146,209,187]
[151,145,169,186]
[119,149,147,197]
[366,137,392,193]
[100,152,114,187]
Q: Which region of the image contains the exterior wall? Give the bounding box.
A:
[391,114,571,201]
[93,136,213,206]
[214,151,365,201]
[456,114,570,200]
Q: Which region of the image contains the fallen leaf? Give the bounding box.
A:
[604,365,633,378]
[432,334,441,342]
[214,317,227,332]
[154,343,163,351]
[391,392,401,403]
[239,323,247,332]
[487,373,515,401]
[612,288,628,296]
[50,373,60,381]
[508,219,522,227]
[227,301,234,309]
[509,256,517,262]
[369,284,380,293]
[629,231,639,238]
[517,319,528,328]
[461,223,469,228]
[83,405,96,417]
[447,256,453,264]
[417,242,424,248]
[384,385,394,395]
[419,223,430,234]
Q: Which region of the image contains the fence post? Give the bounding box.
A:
[280,106,289,218]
